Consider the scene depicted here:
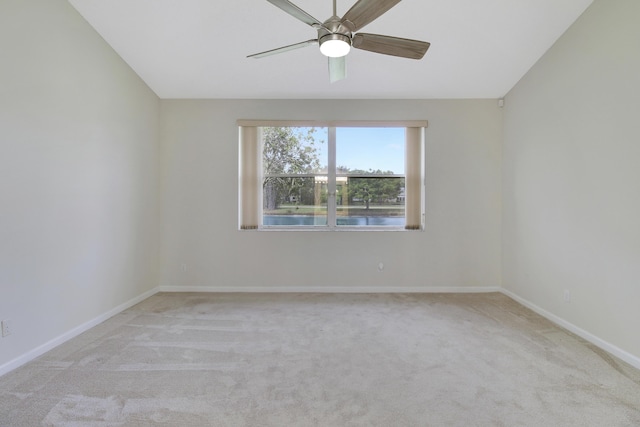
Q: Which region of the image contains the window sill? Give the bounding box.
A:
[241,226,421,232]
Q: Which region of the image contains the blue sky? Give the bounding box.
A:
[309,127,405,174]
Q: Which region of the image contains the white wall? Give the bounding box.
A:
[503,0,640,359]
[0,0,161,369]
[159,99,502,290]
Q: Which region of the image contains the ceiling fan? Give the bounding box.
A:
[248,0,430,82]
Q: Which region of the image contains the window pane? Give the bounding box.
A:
[336,128,405,175]
[263,127,328,175]
[263,177,328,226]
[336,177,405,227]
[252,124,413,229]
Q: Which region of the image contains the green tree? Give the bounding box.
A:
[342,168,403,209]
[263,127,323,210]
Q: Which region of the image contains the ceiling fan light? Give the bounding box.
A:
[319,35,351,58]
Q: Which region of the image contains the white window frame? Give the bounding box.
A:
[238,120,426,231]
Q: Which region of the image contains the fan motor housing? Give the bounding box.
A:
[319,32,351,47]
[318,16,353,47]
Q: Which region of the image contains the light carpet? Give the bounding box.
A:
[1,292,639,426]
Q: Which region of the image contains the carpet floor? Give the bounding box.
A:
[1,292,639,426]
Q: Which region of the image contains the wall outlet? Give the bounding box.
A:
[1,319,12,337]
[181,263,187,272]
[563,290,571,303]
[377,262,384,272]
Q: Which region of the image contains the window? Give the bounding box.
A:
[262,126,329,226]
[239,121,426,230]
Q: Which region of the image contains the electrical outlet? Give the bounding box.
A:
[1,320,12,337]
[377,262,384,272]
[563,290,571,303]
[181,263,187,272]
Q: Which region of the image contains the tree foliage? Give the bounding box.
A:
[263,127,321,175]
[263,127,323,210]
[338,168,404,209]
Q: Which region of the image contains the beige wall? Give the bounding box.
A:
[159,99,502,290]
[0,0,161,369]
[503,0,640,359]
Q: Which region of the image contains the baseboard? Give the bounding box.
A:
[158,285,502,294]
[499,288,640,371]
[0,287,160,378]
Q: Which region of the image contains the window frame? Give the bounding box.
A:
[238,120,427,232]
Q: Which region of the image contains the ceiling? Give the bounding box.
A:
[68,0,593,99]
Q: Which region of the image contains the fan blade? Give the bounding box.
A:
[352,33,430,59]
[341,0,401,32]
[328,56,346,82]
[248,39,317,58]
[266,0,323,28]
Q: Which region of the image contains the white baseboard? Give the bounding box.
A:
[0,287,160,378]
[500,288,640,371]
[158,285,502,294]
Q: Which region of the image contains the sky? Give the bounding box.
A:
[308,127,405,174]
